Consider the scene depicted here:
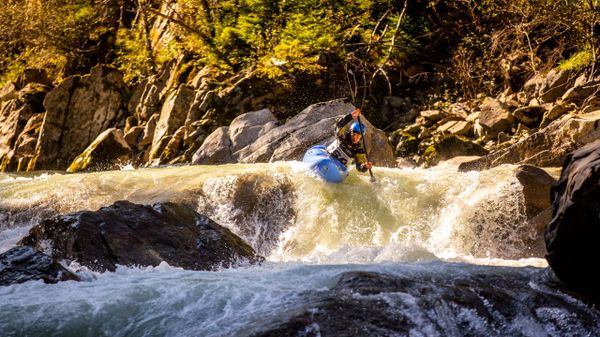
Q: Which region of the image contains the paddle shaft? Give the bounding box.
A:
[357,116,374,179]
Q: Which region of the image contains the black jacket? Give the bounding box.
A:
[327,113,368,172]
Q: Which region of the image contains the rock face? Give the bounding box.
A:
[545,139,600,300]
[0,80,52,171]
[459,111,600,171]
[20,200,262,272]
[30,65,128,170]
[251,269,600,337]
[0,246,79,286]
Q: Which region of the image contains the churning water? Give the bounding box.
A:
[1,163,596,336]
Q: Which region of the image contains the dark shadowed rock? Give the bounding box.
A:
[20,201,262,272]
[545,139,600,301]
[250,268,600,337]
[0,246,79,286]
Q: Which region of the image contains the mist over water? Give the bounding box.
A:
[1,162,574,337]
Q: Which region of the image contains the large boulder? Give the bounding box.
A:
[478,98,515,136]
[30,65,128,170]
[459,110,600,171]
[192,126,235,164]
[515,165,557,252]
[545,139,600,300]
[235,99,396,167]
[229,108,279,153]
[19,201,261,272]
[539,69,573,103]
[0,246,79,286]
[67,128,132,172]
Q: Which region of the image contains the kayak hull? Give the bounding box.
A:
[302,145,349,183]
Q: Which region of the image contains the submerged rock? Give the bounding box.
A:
[545,139,600,301]
[250,268,600,337]
[20,201,262,272]
[0,246,79,286]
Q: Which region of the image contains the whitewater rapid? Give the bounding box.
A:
[0,162,547,266]
[2,162,580,337]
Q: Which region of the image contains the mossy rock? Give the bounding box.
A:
[396,133,420,157]
[423,135,488,166]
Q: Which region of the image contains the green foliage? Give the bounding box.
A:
[1,0,598,102]
[558,49,596,71]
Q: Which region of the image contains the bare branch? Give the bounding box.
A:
[382,0,409,66]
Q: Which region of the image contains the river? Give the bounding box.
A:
[1,163,597,336]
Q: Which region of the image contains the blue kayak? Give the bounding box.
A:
[302,145,349,183]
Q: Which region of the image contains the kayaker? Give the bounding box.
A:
[326,108,374,172]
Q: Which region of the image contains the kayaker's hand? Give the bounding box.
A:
[351,108,361,119]
[362,162,373,170]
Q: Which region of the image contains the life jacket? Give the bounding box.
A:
[326,139,352,166]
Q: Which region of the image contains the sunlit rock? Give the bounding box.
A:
[459,110,600,171]
[478,97,515,137]
[192,126,235,164]
[31,65,128,171]
[150,84,195,161]
[67,128,132,173]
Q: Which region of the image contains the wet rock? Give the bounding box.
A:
[20,200,262,272]
[545,139,600,301]
[196,173,296,255]
[31,65,128,171]
[251,268,600,337]
[515,165,556,220]
[0,246,79,286]
[67,128,132,172]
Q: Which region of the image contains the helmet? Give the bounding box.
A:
[350,121,366,135]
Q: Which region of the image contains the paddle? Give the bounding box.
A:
[356,115,376,182]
